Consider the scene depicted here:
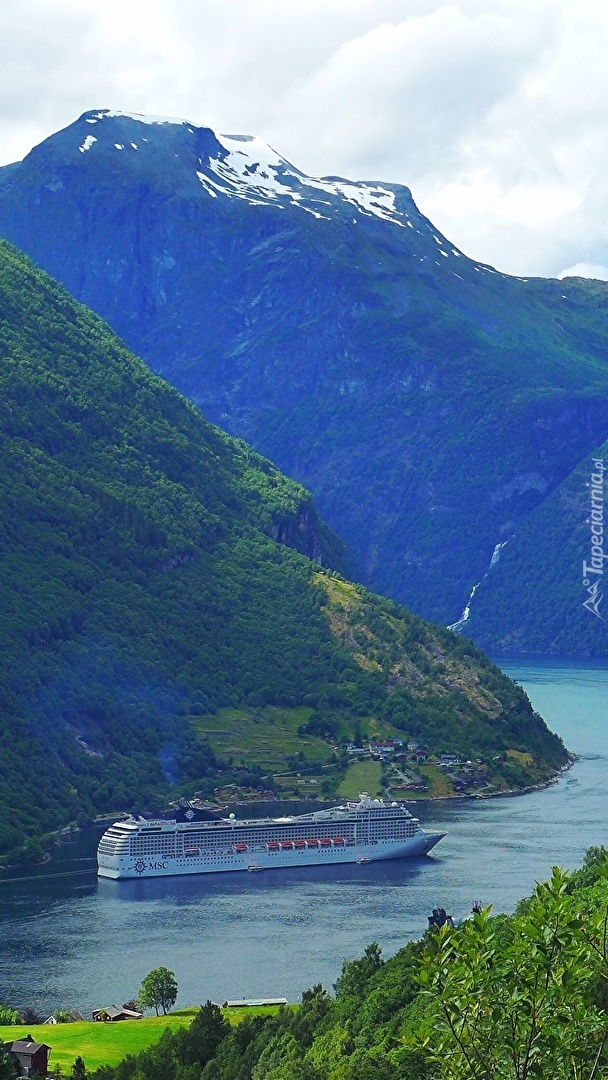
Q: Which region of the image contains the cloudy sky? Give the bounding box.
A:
[3,0,608,279]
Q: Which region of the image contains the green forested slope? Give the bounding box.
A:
[82,850,608,1080]
[0,241,566,860]
[4,111,608,642]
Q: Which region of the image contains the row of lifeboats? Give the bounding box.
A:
[181,838,358,857]
[234,837,356,853]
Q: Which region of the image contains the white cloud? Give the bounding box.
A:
[1,0,608,278]
[558,263,608,282]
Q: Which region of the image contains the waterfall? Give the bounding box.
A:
[448,539,510,633]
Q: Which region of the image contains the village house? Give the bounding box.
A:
[44,1009,86,1024]
[439,754,460,768]
[369,740,403,759]
[6,1035,51,1078]
[92,1004,143,1021]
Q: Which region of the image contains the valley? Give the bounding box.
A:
[0,658,604,1018]
[0,240,566,867]
[2,111,608,650]
[4,7,608,1079]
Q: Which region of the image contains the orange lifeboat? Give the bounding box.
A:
[294,840,306,848]
[280,840,294,850]
[234,843,248,853]
[319,838,332,847]
[306,839,320,848]
[333,837,345,846]
[267,841,279,851]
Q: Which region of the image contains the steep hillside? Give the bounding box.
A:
[0,241,567,860]
[464,444,608,654]
[2,111,608,644]
[83,851,608,1080]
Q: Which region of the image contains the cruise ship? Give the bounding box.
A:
[97,795,445,879]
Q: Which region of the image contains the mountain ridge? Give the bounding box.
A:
[0,239,567,860]
[2,112,608,652]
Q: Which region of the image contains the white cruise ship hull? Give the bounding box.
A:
[98,833,443,880]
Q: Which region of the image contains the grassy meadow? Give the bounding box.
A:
[192,706,329,772]
[337,760,383,799]
[0,1006,288,1072]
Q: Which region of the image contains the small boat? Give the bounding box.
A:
[234,843,248,853]
[356,857,372,865]
[247,863,264,872]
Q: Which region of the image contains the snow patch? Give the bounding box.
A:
[78,135,97,153]
[196,172,217,197]
[200,132,407,226]
[92,109,190,126]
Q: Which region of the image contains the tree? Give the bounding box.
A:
[71,1058,86,1080]
[413,865,608,1079]
[0,1005,20,1025]
[178,1001,230,1067]
[19,1008,42,1025]
[0,1042,15,1080]
[137,967,178,1016]
[334,942,383,1002]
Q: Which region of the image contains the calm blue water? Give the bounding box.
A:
[1,658,608,1015]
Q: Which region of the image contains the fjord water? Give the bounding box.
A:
[1,658,607,1014]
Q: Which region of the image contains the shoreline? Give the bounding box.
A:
[401,756,576,806]
[0,759,575,878]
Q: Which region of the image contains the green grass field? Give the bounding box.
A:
[337,759,383,799]
[193,705,331,771]
[411,764,454,798]
[0,1006,287,1072]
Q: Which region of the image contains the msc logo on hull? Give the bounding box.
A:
[131,859,168,874]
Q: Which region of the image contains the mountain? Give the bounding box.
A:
[2,112,608,651]
[463,444,608,653]
[0,240,568,861]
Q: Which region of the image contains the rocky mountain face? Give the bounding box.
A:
[0,240,567,859]
[464,443,608,654]
[2,110,608,648]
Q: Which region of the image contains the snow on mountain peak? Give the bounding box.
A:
[85,109,192,127]
[201,131,410,227]
[73,111,416,231]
